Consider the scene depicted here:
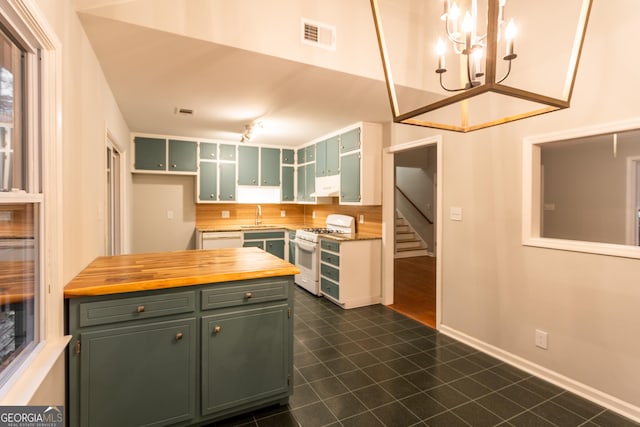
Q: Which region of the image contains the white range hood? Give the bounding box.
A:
[311,175,340,197]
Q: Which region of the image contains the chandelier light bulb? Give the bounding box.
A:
[449,2,460,22]
[505,19,516,40]
[462,11,473,34]
[436,38,446,72]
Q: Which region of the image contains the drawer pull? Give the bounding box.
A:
[175,332,183,341]
[213,325,222,334]
[171,164,177,168]
[136,305,145,313]
[245,292,253,299]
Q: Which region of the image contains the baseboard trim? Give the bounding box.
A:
[439,325,640,423]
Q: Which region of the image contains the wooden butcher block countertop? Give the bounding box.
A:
[64,247,300,298]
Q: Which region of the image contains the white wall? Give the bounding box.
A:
[384,0,640,418]
[30,0,131,405]
[131,174,196,253]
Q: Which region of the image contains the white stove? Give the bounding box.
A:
[294,214,355,295]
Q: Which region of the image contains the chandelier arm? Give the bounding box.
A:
[439,73,468,93]
[496,59,513,84]
[445,20,466,45]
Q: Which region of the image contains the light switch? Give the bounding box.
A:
[167,210,174,220]
[450,207,462,221]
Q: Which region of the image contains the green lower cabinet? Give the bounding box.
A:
[77,318,196,427]
[201,303,290,415]
[243,241,264,250]
[266,239,285,259]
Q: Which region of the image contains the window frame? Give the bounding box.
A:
[0,1,67,403]
[522,117,640,259]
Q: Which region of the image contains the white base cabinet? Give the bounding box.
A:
[319,238,381,309]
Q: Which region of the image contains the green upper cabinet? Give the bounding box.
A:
[200,142,218,160]
[305,163,316,202]
[238,146,259,185]
[281,149,294,165]
[260,148,280,186]
[219,144,237,161]
[296,147,306,164]
[219,163,237,201]
[134,137,166,171]
[296,165,305,201]
[340,128,361,153]
[305,144,315,162]
[168,139,197,172]
[199,161,218,201]
[316,136,340,177]
[281,167,294,202]
[340,152,361,203]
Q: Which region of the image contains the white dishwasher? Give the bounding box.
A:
[198,231,243,249]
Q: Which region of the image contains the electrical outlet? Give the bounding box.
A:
[535,329,548,349]
[359,214,364,224]
[450,207,462,221]
[167,210,174,220]
[312,211,316,219]
[221,210,230,218]
[280,210,286,217]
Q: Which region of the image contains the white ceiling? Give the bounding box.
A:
[78,11,393,147]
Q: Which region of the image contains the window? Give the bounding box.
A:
[0,14,44,388]
[522,119,640,259]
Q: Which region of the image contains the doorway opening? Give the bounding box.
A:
[106,131,123,256]
[388,142,439,328]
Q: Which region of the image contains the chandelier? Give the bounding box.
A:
[370,0,593,132]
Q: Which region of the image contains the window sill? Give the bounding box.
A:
[523,237,640,259]
[0,336,71,405]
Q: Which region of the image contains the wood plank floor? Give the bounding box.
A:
[389,256,436,328]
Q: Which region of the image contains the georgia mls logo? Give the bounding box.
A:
[0,405,64,427]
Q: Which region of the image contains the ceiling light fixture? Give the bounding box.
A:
[240,122,263,143]
[370,0,593,132]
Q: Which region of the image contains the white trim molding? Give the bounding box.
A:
[440,325,640,423]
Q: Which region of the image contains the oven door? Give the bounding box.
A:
[294,239,320,295]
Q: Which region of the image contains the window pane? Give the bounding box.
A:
[0,30,24,192]
[0,203,36,375]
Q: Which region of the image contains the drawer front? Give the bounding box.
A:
[320,250,340,267]
[321,278,339,300]
[320,239,340,252]
[320,263,340,282]
[244,231,285,240]
[201,279,288,310]
[78,291,195,327]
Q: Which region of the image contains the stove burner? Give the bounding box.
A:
[301,228,342,234]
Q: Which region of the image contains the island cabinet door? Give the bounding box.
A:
[75,318,196,427]
[201,303,290,417]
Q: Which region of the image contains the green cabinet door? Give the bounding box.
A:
[281,166,294,202]
[200,142,218,160]
[219,144,237,161]
[326,135,340,176]
[282,149,294,165]
[243,241,264,250]
[296,165,306,201]
[168,139,197,172]
[260,147,280,186]
[340,152,361,202]
[266,239,285,259]
[78,319,196,427]
[134,136,166,170]
[305,163,316,202]
[305,144,315,162]
[219,163,236,201]
[199,162,218,201]
[238,146,259,185]
[201,303,290,416]
[296,147,306,164]
[315,140,327,177]
[340,128,361,153]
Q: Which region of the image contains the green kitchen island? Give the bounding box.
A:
[64,247,299,427]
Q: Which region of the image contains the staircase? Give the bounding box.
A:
[395,211,429,258]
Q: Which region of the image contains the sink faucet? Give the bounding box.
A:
[255,204,262,225]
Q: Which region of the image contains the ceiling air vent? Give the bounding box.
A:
[301,19,336,51]
[174,107,195,116]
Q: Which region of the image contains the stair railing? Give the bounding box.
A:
[395,185,433,225]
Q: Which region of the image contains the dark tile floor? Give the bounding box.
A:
[212,287,639,427]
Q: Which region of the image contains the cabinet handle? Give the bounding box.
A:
[213,325,222,334]
[175,332,183,341]
[171,164,177,168]
[136,305,145,313]
[210,194,215,199]
[263,180,267,184]
[210,153,215,158]
[245,292,253,299]
[158,163,164,167]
